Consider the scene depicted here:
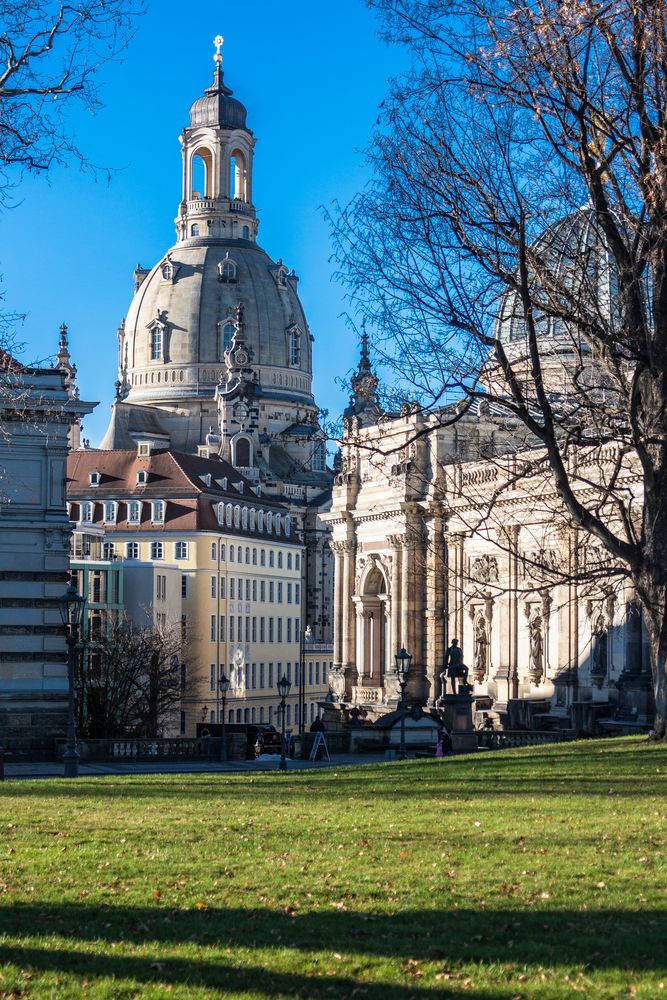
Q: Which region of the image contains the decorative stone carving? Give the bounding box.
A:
[473,614,489,683]
[528,614,544,684]
[329,667,347,701]
[470,554,499,584]
[590,614,608,688]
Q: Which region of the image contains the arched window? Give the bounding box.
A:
[277,551,283,569]
[151,541,164,560]
[275,514,281,536]
[218,256,237,282]
[312,440,326,472]
[233,436,251,467]
[252,547,257,564]
[161,261,174,281]
[241,507,248,529]
[237,546,242,561]
[287,553,292,569]
[242,225,250,240]
[190,148,212,198]
[150,327,163,361]
[285,516,292,537]
[266,512,273,534]
[229,149,246,200]
[126,542,139,559]
[258,510,264,532]
[289,328,301,366]
[233,505,241,528]
[102,542,115,560]
[221,322,236,354]
[190,224,200,237]
[175,541,188,559]
[225,503,233,526]
[250,510,256,531]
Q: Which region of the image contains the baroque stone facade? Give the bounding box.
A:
[325,339,651,735]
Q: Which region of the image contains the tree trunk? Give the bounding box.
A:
[637,578,667,739]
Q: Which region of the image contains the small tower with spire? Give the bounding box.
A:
[345,328,382,426]
[175,36,258,243]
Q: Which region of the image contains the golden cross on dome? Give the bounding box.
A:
[213,34,224,65]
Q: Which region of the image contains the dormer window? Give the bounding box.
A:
[275,263,289,288]
[103,501,117,525]
[218,255,237,282]
[275,513,281,535]
[285,515,291,537]
[267,511,273,534]
[151,500,165,524]
[137,470,148,485]
[80,501,94,524]
[200,473,212,488]
[128,500,142,524]
[89,471,101,487]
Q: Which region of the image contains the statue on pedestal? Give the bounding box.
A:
[440,638,469,696]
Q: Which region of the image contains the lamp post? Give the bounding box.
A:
[277,673,292,771]
[394,647,412,761]
[298,623,313,736]
[58,580,86,778]
[218,670,230,761]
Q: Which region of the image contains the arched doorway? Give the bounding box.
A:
[354,559,390,697]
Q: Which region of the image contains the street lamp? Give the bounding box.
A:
[394,647,412,761]
[218,670,230,762]
[277,673,292,772]
[58,580,86,778]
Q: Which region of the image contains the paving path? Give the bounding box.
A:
[0,753,396,781]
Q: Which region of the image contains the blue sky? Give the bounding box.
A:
[1,0,399,445]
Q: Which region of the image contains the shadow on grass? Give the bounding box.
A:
[1,905,665,976]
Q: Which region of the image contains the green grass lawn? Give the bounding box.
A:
[0,737,666,999]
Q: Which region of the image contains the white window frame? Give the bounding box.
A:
[127,500,142,524]
[151,541,164,560]
[102,541,115,560]
[175,541,188,560]
[151,500,165,524]
[103,500,117,525]
[126,541,139,559]
[79,501,94,524]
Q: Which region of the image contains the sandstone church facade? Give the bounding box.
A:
[325,216,652,735]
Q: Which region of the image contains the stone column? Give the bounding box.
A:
[341,539,357,686]
[332,542,344,670]
[425,506,446,702]
[406,507,428,703]
[388,535,403,655]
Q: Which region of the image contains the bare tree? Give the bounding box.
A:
[81,615,182,739]
[330,0,667,735]
[0,0,143,197]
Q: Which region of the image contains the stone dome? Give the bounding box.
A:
[496,208,615,350]
[121,237,313,408]
[189,68,248,130]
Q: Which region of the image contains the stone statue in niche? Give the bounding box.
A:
[473,617,489,683]
[529,614,544,684]
[591,616,608,685]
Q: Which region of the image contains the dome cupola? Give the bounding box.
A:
[176,35,257,244]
